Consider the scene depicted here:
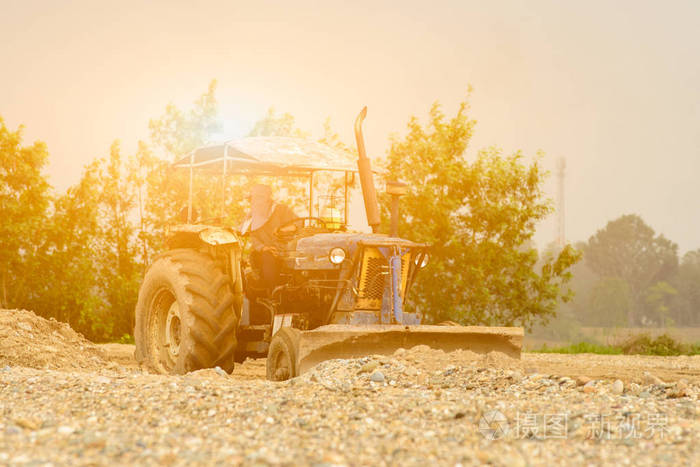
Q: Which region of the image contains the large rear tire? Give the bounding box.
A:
[134,249,241,374]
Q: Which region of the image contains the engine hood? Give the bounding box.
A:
[284,232,426,270]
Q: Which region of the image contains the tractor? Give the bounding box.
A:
[134,108,522,380]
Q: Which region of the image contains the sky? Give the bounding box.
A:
[2,0,699,252]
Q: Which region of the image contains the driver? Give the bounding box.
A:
[241,184,297,293]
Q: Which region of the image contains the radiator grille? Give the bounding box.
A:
[356,247,411,310]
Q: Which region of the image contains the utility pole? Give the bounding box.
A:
[556,157,566,247]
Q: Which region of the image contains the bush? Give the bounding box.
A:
[535,341,622,355]
[620,333,692,356]
[117,334,135,345]
[533,333,700,356]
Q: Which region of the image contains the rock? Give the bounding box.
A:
[94,376,111,384]
[359,361,379,374]
[583,381,597,394]
[612,379,624,395]
[576,376,591,386]
[638,391,652,398]
[642,371,664,386]
[13,417,40,430]
[393,348,407,356]
[57,426,75,435]
[189,368,227,378]
[667,380,688,398]
[370,371,385,383]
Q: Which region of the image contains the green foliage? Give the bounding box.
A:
[148,80,221,158]
[620,333,693,356]
[0,117,50,308]
[534,334,699,356]
[669,249,700,326]
[533,341,623,355]
[10,82,700,343]
[642,281,677,326]
[584,214,678,324]
[248,108,309,138]
[143,80,227,249]
[118,334,135,345]
[384,100,581,328]
[587,277,631,326]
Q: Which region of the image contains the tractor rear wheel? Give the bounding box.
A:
[266,327,301,381]
[134,249,241,374]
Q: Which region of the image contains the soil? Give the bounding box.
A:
[0,309,110,371]
[1,309,698,465]
[3,309,697,385]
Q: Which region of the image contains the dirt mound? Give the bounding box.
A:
[0,309,109,371]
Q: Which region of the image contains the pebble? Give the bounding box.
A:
[668,380,689,398]
[576,376,591,386]
[359,361,379,374]
[642,371,665,386]
[57,426,75,435]
[0,338,697,466]
[370,371,385,383]
[612,379,624,395]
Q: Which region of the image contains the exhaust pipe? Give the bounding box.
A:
[354,107,381,233]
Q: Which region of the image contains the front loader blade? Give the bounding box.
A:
[292,324,523,376]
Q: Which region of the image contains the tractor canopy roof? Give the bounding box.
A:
[173,137,372,177]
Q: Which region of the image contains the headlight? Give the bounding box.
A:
[199,229,238,245]
[329,247,346,265]
[414,253,429,268]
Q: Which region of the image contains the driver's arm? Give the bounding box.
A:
[275,204,298,232]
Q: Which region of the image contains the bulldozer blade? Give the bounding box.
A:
[292,324,523,376]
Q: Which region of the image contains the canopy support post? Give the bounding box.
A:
[309,172,314,217]
[344,171,349,226]
[221,144,228,221]
[187,152,194,223]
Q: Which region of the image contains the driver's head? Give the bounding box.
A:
[249,184,273,231]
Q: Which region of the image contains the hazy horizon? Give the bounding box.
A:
[2,0,699,252]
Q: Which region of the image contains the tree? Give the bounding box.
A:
[384,100,580,328]
[0,117,50,308]
[584,214,678,324]
[642,281,677,326]
[138,80,225,256]
[148,80,221,159]
[248,108,309,138]
[94,141,141,338]
[670,249,700,326]
[587,277,632,327]
[28,161,103,336]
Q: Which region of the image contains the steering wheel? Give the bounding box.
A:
[275,217,329,236]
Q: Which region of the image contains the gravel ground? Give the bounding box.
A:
[1,309,698,465]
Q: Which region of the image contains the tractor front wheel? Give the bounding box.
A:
[134,249,241,374]
[266,327,301,381]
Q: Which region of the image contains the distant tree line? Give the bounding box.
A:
[547,214,700,335]
[0,81,579,340]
